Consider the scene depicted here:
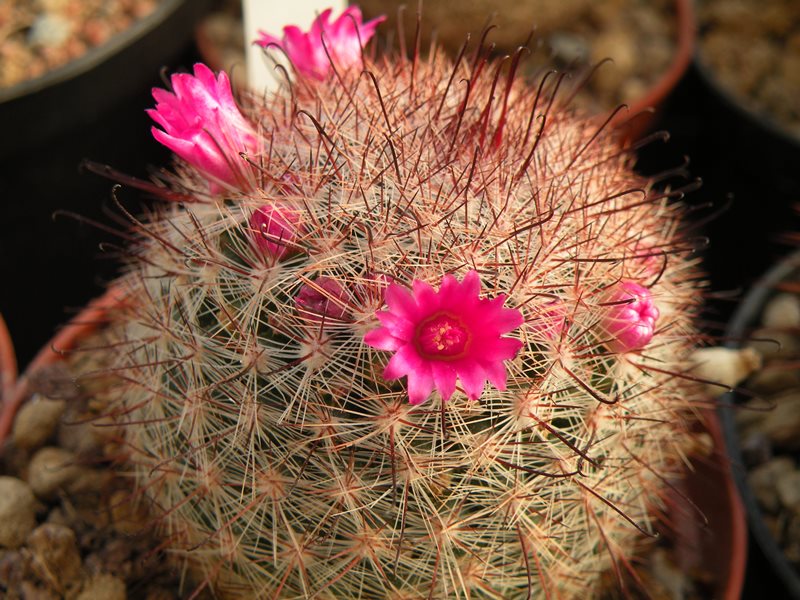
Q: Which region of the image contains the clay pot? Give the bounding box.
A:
[0,314,17,420]
[680,410,747,599]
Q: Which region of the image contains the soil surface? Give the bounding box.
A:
[1,0,162,89]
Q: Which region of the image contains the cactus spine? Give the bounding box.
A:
[88,34,705,599]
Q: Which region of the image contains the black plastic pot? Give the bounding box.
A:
[0,0,210,368]
[721,249,800,599]
[0,0,210,158]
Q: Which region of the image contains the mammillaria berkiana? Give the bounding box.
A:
[83,6,709,598]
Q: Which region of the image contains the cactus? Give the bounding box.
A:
[84,9,707,599]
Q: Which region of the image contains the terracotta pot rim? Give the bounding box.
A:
[0,314,17,414]
[704,407,748,600]
[624,0,695,122]
[721,249,800,597]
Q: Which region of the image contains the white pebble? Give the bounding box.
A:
[0,477,38,548]
[763,293,800,329]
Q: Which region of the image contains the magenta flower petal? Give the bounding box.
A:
[601,281,660,353]
[384,284,419,321]
[365,270,524,405]
[384,345,423,380]
[458,363,487,401]
[481,359,508,391]
[430,362,458,402]
[148,63,257,187]
[407,368,435,406]
[363,327,402,351]
[256,7,386,80]
[375,311,414,341]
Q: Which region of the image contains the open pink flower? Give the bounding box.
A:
[256,7,385,80]
[148,63,257,186]
[296,277,349,323]
[250,204,303,260]
[364,271,524,405]
[600,281,659,353]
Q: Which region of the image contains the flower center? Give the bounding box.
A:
[416,312,472,360]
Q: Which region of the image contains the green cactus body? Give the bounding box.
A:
[95,46,704,599]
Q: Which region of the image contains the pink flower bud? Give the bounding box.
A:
[256,7,385,80]
[600,281,659,353]
[250,204,302,260]
[148,64,257,187]
[296,277,349,322]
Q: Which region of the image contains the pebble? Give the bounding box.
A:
[748,456,795,513]
[76,573,127,600]
[0,477,38,549]
[777,471,800,515]
[747,328,800,360]
[763,293,800,329]
[747,365,800,395]
[690,346,762,395]
[27,447,82,499]
[1,0,162,89]
[759,391,800,450]
[27,13,73,48]
[12,395,66,451]
[27,523,83,595]
[700,0,800,139]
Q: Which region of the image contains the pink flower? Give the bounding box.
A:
[250,204,303,260]
[600,281,659,353]
[148,63,257,186]
[256,7,385,80]
[296,277,349,322]
[364,271,524,405]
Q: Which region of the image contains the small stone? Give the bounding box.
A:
[26,523,83,595]
[760,392,800,449]
[27,14,74,48]
[748,456,795,513]
[763,293,800,329]
[145,588,176,600]
[76,573,127,600]
[0,477,38,549]
[777,471,800,514]
[740,430,772,468]
[56,403,105,458]
[19,581,60,600]
[109,490,149,536]
[27,447,81,499]
[747,365,800,394]
[0,549,31,595]
[690,346,762,395]
[12,395,67,451]
[747,328,800,360]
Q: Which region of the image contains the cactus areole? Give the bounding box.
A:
[91,7,707,598]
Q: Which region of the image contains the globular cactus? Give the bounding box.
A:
[86,8,707,598]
